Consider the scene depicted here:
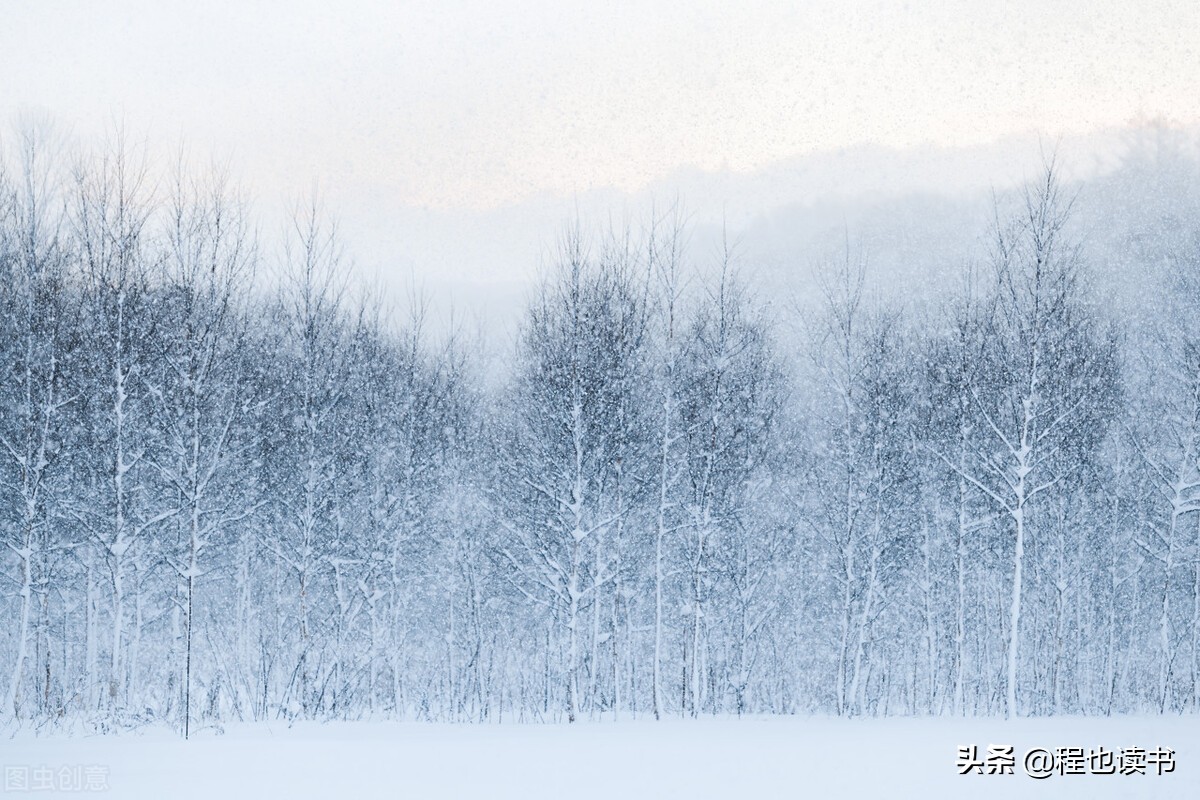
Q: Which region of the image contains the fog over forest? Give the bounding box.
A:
[3,121,1200,735]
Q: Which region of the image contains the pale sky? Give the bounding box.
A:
[2,1,1198,305]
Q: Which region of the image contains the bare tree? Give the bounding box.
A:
[946,163,1116,717]
[147,162,257,736]
[495,224,647,722]
[0,122,76,721]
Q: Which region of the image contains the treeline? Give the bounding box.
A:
[2,127,1199,733]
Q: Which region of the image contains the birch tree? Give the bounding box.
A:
[1127,233,1200,712]
[646,211,689,720]
[0,124,76,720]
[677,246,781,716]
[950,164,1116,717]
[495,226,648,722]
[148,164,257,736]
[67,135,164,716]
[261,199,354,720]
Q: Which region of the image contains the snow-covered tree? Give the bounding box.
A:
[948,163,1118,717]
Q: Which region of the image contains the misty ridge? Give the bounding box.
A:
[3,119,1200,735]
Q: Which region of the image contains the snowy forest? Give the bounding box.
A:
[3,126,1200,735]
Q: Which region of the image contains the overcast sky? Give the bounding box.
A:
[2,1,1198,313]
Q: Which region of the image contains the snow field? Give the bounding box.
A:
[3,715,1197,799]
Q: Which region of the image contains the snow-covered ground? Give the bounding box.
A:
[2,715,1195,799]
